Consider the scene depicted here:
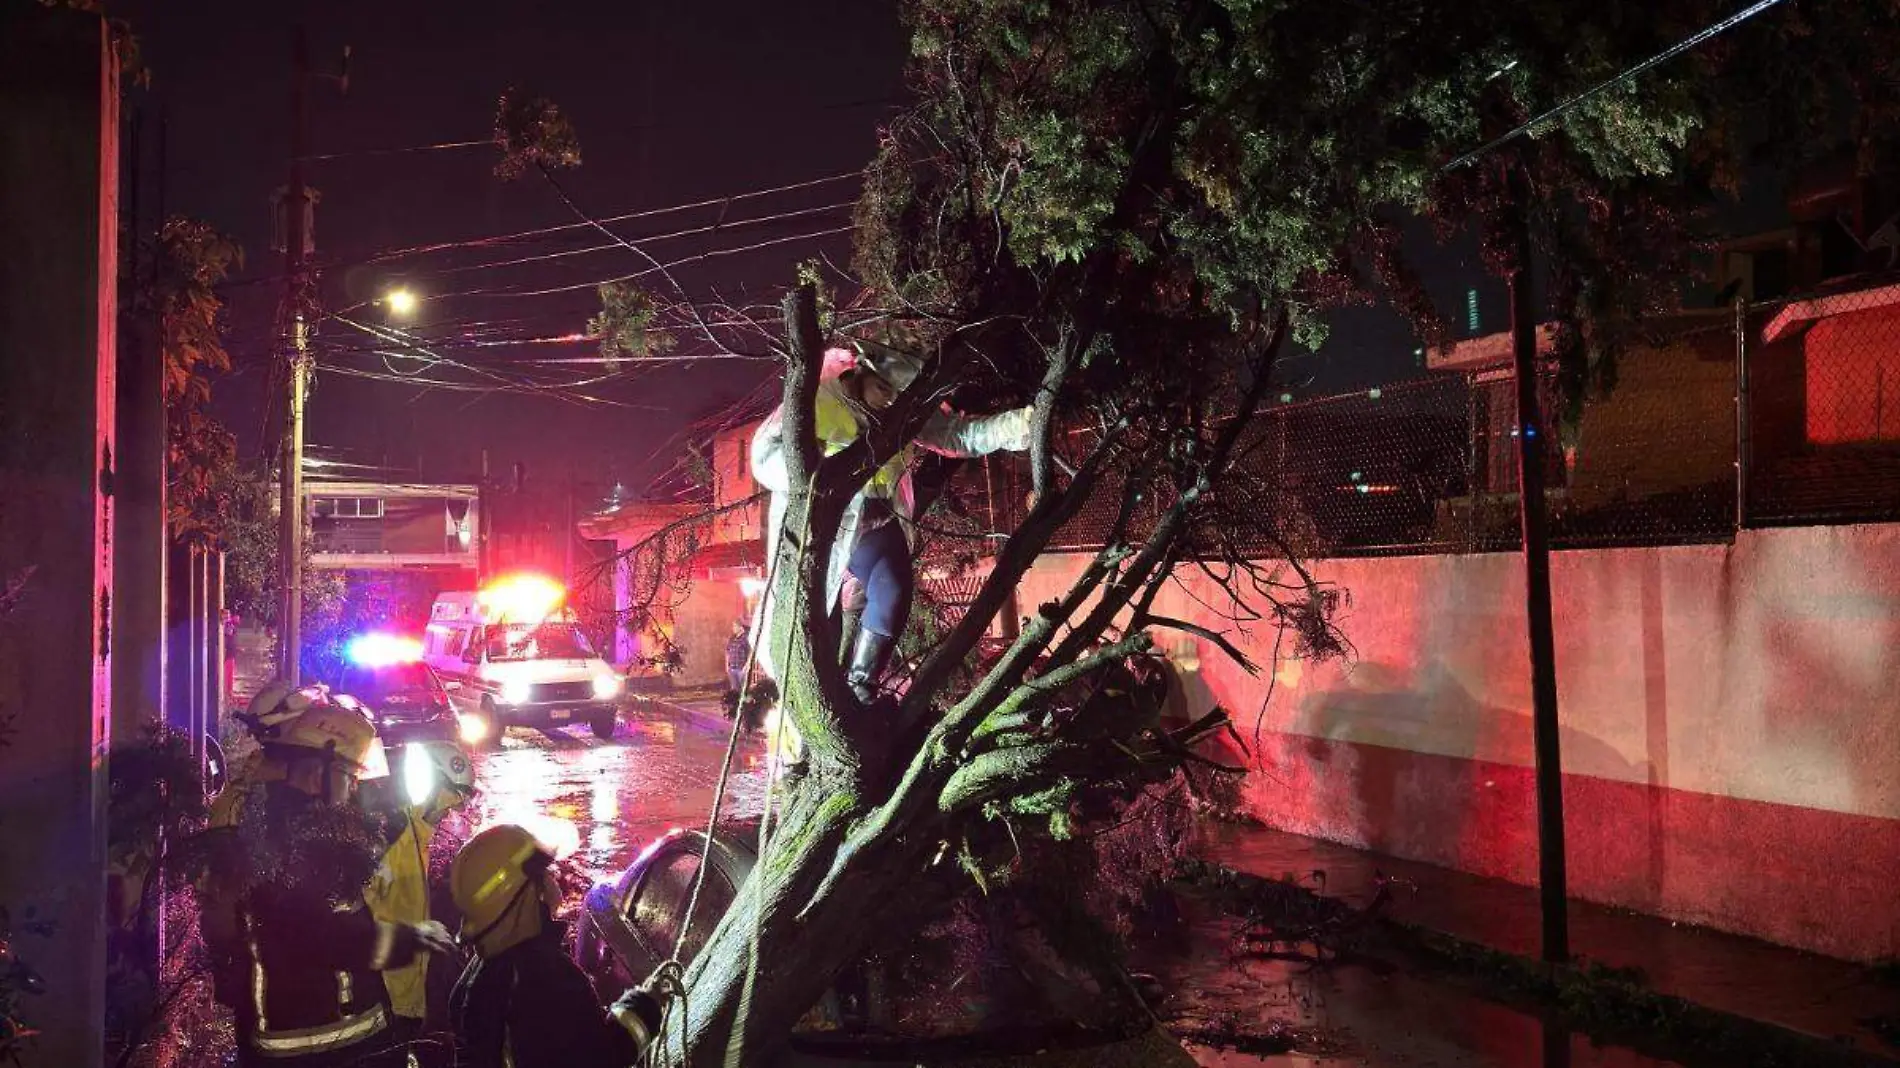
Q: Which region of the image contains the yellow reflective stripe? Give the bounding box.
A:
[245,920,268,1032]
[337,969,352,1006]
[866,447,911,496]
[251,1004,388,1056]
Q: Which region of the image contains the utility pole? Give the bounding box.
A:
[1505,161,1569,964]
[277,28,312,685]
[563,469,576,589]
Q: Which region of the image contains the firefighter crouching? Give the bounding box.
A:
[197,683,456,1067]
[363,741,477,1063]
[448,825,662,1068]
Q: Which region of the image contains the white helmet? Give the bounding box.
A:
[851,339,924,391]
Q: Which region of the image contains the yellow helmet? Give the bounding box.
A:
[451,824,553,942]
[245,681,388,778]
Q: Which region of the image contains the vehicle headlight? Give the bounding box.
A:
[457,713,491,745]
[592,673,622,699]
[501,677,533,705]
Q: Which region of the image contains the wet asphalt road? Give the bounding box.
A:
[458,698,768,890]
[452,701,1684,1068]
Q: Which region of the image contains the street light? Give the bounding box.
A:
[384,287,418,317]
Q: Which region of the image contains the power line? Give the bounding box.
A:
[1443,0,1791,171]
[434,225,857,300]
[315,361,665,409]
[297,138,491,162]
[294,96,901,165]
[363,171,864,264]
[218,170,865,291]
[413,200,858,278]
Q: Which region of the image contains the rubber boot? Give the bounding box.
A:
[846,628,895,705]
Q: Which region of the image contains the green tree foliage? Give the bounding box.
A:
[492,89,581,181]
[588,280,676,364]
[148,217,241,539]
[219,470,345,653]
[644,4,1900,1064]
[858,0,1900,410]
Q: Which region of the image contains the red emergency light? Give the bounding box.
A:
[477,573,566,623]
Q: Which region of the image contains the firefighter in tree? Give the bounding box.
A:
[748,343,1031,703]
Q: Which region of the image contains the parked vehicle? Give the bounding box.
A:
[422,576,623,743]
[332,634,460,746]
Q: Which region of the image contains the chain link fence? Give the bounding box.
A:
[916,279,1900,561]
[647,281,1900,609]
[1745,283,1900,526]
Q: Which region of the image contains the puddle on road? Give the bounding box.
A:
[1143,896,1683,1068]
[461,709,768,891]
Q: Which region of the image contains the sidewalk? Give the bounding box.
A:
[1192,821,1900,1066]
[633,686,732,730]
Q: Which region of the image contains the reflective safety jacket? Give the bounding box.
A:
[364,808,438,1021]
[449,924,639,1068]
[747,372,1032,680]
[235,883,418,1060]
[201,781,424,1062]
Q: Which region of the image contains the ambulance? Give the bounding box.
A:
[423,574,623,744]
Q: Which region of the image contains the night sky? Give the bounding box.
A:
[114,0,1538,497]
[117,0,910,492]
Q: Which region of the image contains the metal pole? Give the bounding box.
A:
[1506,162,1569,964]
[278,28,310,684]
[479,448,491,580]
[210,548,225,732]
[1734,295,1749,531]
[1466,375,1482,551]
[188,543,204,745]
[563,472,575,589]
[197,547,212,749]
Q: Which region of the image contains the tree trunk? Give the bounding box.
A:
[649,775,929,1068]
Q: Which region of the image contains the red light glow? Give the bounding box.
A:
[477,573,567,623]
[347,633,424,667]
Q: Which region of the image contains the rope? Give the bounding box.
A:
[647,472,816,1065]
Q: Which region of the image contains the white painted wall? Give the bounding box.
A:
[1020,525,1900,824]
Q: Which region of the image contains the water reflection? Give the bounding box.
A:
[465,708,769,893]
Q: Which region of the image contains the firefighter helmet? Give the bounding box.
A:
[450,824,553,943]
[420,741,476,798]
[851,339,923,391]
[244,681,388,779]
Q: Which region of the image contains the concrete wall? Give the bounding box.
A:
[670,580,747,688]
[1018,525,1900,961]
[0,8,120,1064]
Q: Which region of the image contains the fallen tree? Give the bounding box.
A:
[537,1,1900,1063]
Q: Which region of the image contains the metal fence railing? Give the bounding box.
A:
[917,278,1900,561]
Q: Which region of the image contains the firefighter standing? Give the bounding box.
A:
[198,683,456,1067]
[363,742,477,1065]
[447,824,661,1068]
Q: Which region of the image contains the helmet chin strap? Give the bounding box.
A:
[458,879,536,951]
[458,848,554,951]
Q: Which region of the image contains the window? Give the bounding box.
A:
[338,662,443,705]
[483,622,595,662]
[312,496,386,519]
